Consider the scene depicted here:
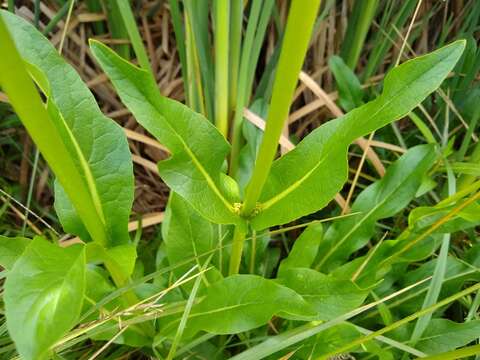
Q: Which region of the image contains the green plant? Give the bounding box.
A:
[0,2,478,359]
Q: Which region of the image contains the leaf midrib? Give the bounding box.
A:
[29,65,108,242]
[258,50,453,213]
[98,43,236,217]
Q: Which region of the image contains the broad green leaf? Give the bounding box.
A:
[415,319,480,355]
[329,55,364,111]
[278,223,323,275]
[4,237,85,360]
[0,235,29,270]
[1,11,134,247]
[0,14,105,246]
[186,275,315,335]
[315,144,436,272]
[251,41,465,230]
[162,192,231,278]
[277,268,367,320]
[90,40,239,225]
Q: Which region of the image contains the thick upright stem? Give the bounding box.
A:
[229,1,321,275]
[241,0,322,216]
[214,0,230,137]
[228,223,247,275]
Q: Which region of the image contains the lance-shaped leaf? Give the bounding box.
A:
[4,237,85,360]
[185,275,315,336]
[1,11,134,246]
[315,144,436,272]
[251,41,465,230]
[278,223,323,275]
[90,40,239,225]
[416,319,480,354]
[277,268,367,320]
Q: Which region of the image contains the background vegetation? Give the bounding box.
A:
[0,0,479,359]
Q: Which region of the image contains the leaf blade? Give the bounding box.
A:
[251,41,465,230]
[2,11,134,246]
[90,40,239,225]
[4,237,86,360]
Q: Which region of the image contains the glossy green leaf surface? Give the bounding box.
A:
[1,11,134,247]
[278,223,323,275]
[90,40,239,225]
[277,268,367,320]
[0,235,29,270]
[186,274,315,335]
[4,237,85,360]
[251,41,465,230]
[315,144,436,272]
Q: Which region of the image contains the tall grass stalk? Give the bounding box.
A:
[117,0,153,75]
[403,163,455,358]
[241,0,322,216]
[169,0,188,99]
[362,0,417,80]
[183,0,214,119]
[228,0,243,117]
[104,0,130,59]
[340,0,379,69]
[213,0,230,137]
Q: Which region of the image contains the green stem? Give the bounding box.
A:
[229,223,247,275]
[249,230,257,274]
[241,0,322,216]
[214,0,230,137]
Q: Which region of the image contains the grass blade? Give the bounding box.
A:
[116,0,152,75]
